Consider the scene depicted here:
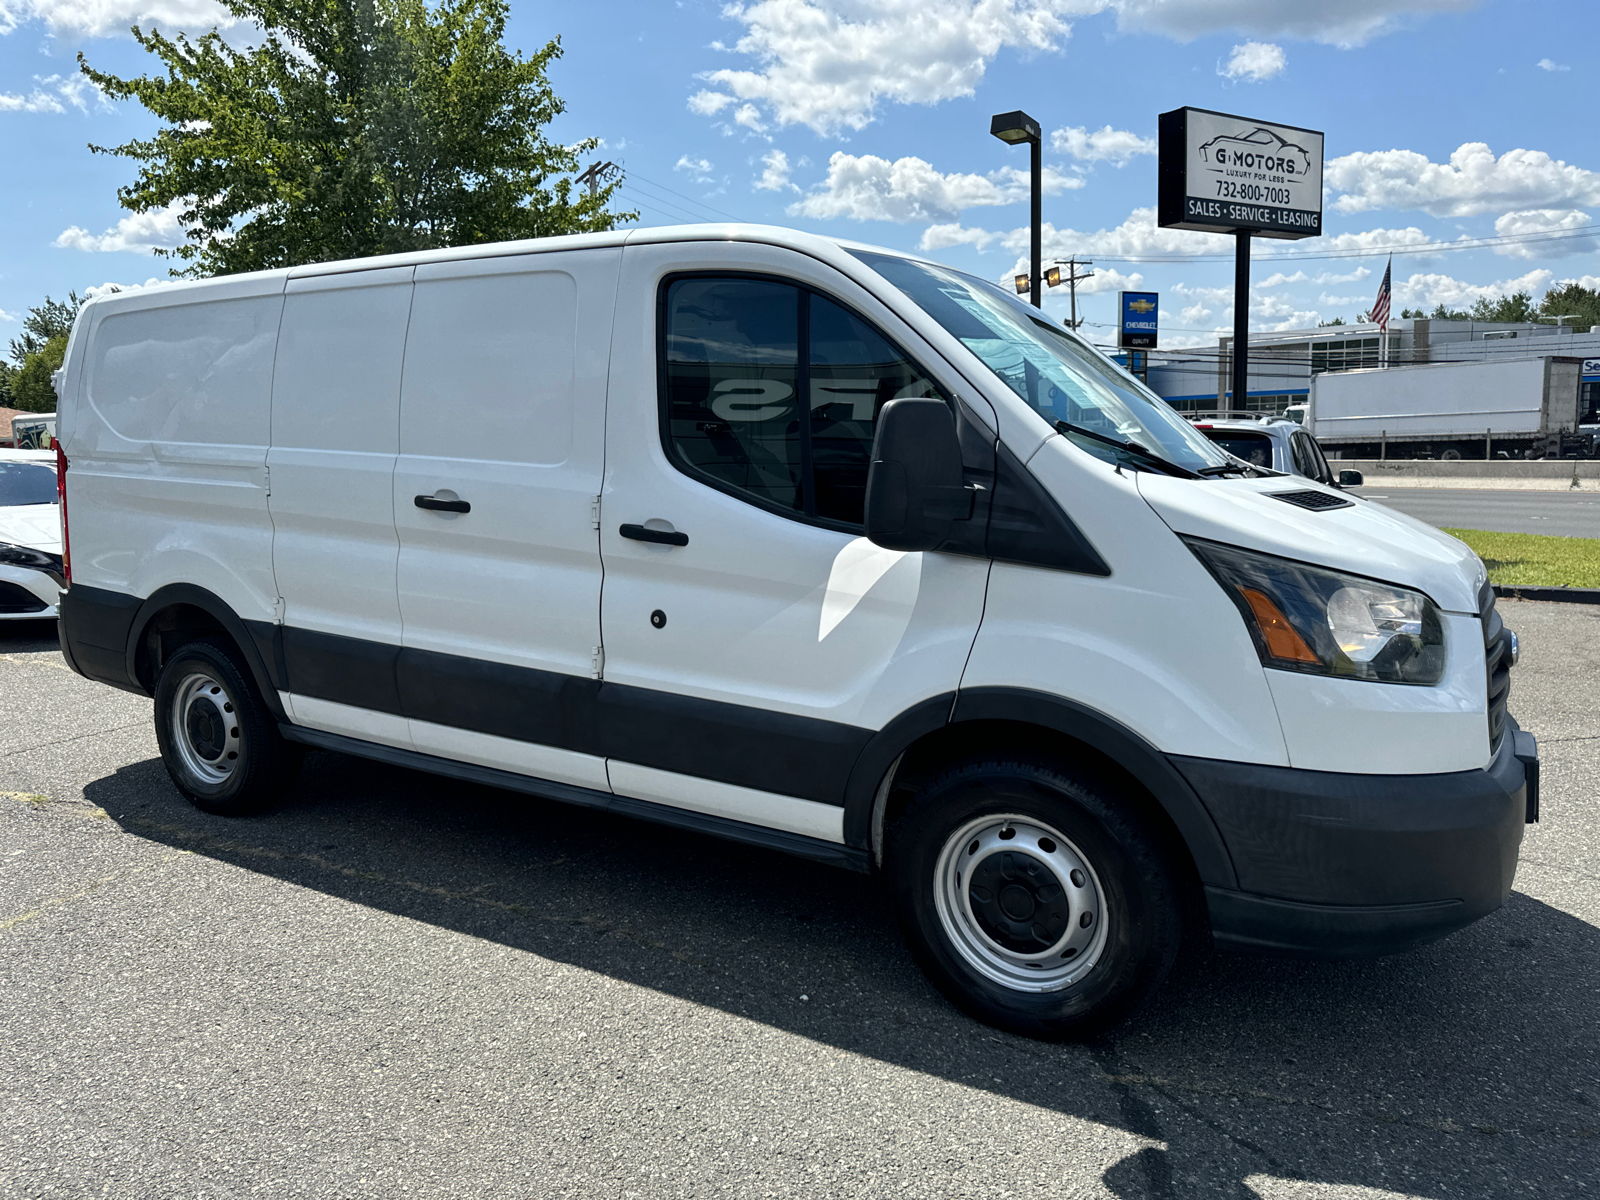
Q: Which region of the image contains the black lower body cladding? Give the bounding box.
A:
[1178,728,1531,956]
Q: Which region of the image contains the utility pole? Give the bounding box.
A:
[576,160,616,197]
[1045,258,1095,328]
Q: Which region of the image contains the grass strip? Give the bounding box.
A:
[1442,528,1600,588]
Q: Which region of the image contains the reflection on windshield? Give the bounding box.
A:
[0,463,58,507]
[852,251,1230,473]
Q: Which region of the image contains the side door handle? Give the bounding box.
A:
[619,523,688,547]
[415,494,471,514]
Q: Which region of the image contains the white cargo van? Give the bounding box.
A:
[53,226,1537,1037]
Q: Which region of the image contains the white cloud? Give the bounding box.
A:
[0,0,236,37]
[790,151,1079,223]
[753,148,798,192]
[1219,41,1285,82]
[0,308,16,322]
[700,0,1083,136]
[1256,270,1308,289]
[1537,58,1569,72]
[81,278,167,300]
[732,103,767,135]
[54,201,185,253]
[1326,142,1600,217]
[1392,267,1554,309]
[687,90,735,115]
[694,1,1476,134]
[1050,124,1155,165]
[674,154,716,184]
[1107,0,1476,49]
[0,72,107,113]
[918,223,1001,251]
[997,206,1220,261]
[1492,208,1595,258]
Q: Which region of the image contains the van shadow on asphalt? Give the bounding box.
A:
[86,748,1600,1199]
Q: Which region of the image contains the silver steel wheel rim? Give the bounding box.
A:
[933,813,1109,992]
[169,670,242,787]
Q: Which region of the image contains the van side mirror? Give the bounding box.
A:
[1337,469,1364,488]
[864,399,970,551]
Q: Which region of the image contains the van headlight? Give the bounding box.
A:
[1185,538,1446,685]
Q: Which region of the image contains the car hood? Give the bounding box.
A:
[0,504,63,554]
[1136,474,1485,613]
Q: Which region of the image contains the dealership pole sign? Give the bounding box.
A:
[1119,292,1158,350]
[1158,106,1324,413]
[1158,108,1324,239]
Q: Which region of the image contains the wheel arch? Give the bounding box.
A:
[843,686,1238,890]
[125,584,286,721]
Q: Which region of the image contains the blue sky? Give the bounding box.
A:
[2,0,1597,351]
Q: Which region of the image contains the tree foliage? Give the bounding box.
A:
[12,336,69,413]
[1536,282,1600,331]
[9,293,79,365]
[79,0,634,276]
[1469,290,1536,323]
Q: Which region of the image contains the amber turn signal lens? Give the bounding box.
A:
[1237,587,1319,664]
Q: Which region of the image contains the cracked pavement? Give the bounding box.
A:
[2,599,1596,1198]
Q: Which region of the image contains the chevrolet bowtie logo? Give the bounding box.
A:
[1128,299,1156,314]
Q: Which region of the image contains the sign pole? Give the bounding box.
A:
[1031,136,1042,309]
[1232,230,1251,413]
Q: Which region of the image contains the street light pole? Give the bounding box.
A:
[1030,134,1042,310]
[991,110,1043,308]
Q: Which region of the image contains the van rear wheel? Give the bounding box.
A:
[889,757,1181,1039]
[153,637,299,816]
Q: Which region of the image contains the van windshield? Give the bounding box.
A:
[852,251,1231,474]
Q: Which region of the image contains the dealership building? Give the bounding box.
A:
[1131,317,1600,424]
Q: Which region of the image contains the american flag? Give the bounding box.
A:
[1370,255,1392,330]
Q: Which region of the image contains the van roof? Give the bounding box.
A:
[77,224,945,316]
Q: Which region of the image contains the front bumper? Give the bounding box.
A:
[0,562,59,620]
[1175,723,1537,957]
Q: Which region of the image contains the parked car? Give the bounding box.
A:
[0,449,63,620]
[52,225,1536,1039]
[1193,415,1364,487]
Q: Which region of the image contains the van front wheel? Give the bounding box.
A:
[153,637,299,816]
[889,758,1181,1038]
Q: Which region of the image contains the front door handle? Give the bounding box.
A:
[415,494,471,514]
[619,523,688,547]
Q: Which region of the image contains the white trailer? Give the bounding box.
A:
[1308,355,1584,459]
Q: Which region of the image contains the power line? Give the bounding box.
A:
[1086,221,1599,265]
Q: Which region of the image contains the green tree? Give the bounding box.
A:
[0,361,14,407]
[12,335,68,413]
[1399,307,1426,319]
[1537,282,1600,330]
[9,293,79,365]
[1429,303,1470,321]
[79,0,634,277]
[1469,290,1536,323]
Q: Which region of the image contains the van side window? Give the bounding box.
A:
[662,275,944,527]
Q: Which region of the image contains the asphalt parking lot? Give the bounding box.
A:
[3,602,1597,1199]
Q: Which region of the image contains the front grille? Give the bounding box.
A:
[1269,489,1354,511]
[0,579,48,614]
[1480,580,1512,755]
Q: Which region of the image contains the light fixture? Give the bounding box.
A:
[1044,266,1062,288]
[1014,274,1030,295]
[989,111,1042,145]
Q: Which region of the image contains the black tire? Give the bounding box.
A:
[888,756,1181,1039]
[152,636,300,816]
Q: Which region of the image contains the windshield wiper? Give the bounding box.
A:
[1053,420,1200,479]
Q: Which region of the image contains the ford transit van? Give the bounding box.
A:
[53,226,1537,1037]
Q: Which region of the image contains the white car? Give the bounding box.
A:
[51,224,1536,1038]
[0,449,63,620]
[1192,415,1363,488]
